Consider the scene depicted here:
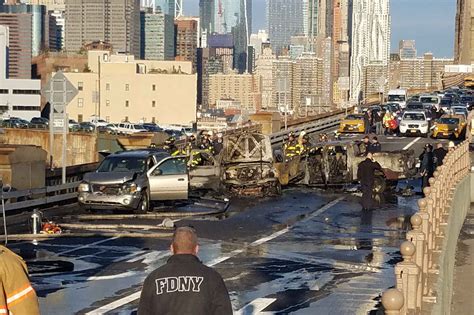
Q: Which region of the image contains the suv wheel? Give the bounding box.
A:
[136,190,149,213]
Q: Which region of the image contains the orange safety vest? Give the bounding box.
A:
[0,245,40,315]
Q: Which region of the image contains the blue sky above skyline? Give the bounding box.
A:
[184,0,456,58]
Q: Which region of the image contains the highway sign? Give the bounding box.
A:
[43,71,78,114]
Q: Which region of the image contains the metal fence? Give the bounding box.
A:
[382,140,471,314]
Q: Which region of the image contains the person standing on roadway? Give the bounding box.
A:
[0,245,40,315]
[420,144,435,193]
[137,227,232,315]
[433,143,447,167]
[369,136,381,153]
[357,153,383,210]
[283,132,299,160]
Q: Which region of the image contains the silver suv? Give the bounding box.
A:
[78,149,189,212]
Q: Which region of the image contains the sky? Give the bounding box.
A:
[184,0,456,58]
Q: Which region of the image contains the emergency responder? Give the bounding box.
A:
[357,152,383,210]
[358,136,370,156]
[137,227,232,315]
[296,132,310,157]
[369,136,381,153]
[0,245,40,315]
[185,135,203,167]
[213,133,224,155]
[283,131,299,160]
[164,137,181,156]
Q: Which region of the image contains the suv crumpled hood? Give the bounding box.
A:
[83,172,137,185]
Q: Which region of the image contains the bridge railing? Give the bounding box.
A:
[382,140,471,314]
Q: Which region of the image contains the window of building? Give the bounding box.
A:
[125,100,129,107]
[12,106,41,111]
[0,89,8,94]
[78,82,83,91]
[78,98,84,107]
[78,114,83,123]
[12,89,40,95]
[152,84,156,91]
[152,117,155,123]
[106,100,110,107]
[106,83,110,91]
[152,100,156,107]
[125,84,129,91]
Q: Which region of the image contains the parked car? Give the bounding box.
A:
[115,122,148,135]
[30,117,49,128]
[78,149,181,212]
[142,123,162,132]
[98,123,119,134]
[79,122,95,133]
[460,96,474,110]
[399,111,429,137]
[432,114,466,140]
[1,118,30,128]
[69,119,80,131]
[89,116,109,127]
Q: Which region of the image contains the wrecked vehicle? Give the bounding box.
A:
[78,149,189,212]
[275,141,417,193]
[221,132,280,196]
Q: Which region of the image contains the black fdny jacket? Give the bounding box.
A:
[357,158,382,186]
[137,254,233,315]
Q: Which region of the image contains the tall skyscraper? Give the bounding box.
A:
[399,40,417,59]
[140,7,175,60]
[175,18,198,71]
[199,0,214,34]
[0,3,49,56]
[65,0,141,57]
[0,13,32,78]
[24,0,65,11]
[349,0,390,101]
[267,0,304,55]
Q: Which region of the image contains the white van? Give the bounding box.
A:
[387,89,408,109]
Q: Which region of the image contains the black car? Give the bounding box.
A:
[460,96,474,110]
[1,118,30,128]
[30,117,49,128]
[142,123,162,132]
[440,98,453,111]
[79,122,95,133]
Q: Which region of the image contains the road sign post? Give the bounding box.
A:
[43,71,78,184]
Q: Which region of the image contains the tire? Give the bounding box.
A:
[135,190,150,213]
[373,176,386,194]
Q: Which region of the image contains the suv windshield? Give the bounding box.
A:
[97,156,146,173]
[345,115,363,120]
[420,97,438,104]
[407,104,423,110]
[403,113,425,121]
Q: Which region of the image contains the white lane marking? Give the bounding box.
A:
[85,198,344,314]
[235,298,277,315]
[57,237,119,255]
[87,271,137,281]
[402,137,421,150]
[85,292,142,315]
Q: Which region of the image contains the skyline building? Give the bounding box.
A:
[140,7,175,60]
[0,13,32,78]
[399,39,417,59]
[255,45,275,110]
[349,0,390,101]
[65,0,141,57]
[267,0,305,55]
[175,18,198,71]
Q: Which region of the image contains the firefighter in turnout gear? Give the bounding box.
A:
[0,245,40,315]
[283,131,299,160]
[186,135,203,167]
[296,132,310,157]
[164,137,182,156]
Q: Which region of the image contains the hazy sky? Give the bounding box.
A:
[184,0,456,58]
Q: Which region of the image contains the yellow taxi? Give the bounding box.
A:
[338,114,366,133]
[433,114,466,139]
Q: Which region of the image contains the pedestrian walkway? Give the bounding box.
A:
[451,205,474,315]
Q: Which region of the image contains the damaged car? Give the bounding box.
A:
[78,149,189,212]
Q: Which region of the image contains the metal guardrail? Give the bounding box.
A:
[1,182,79,212]
[381,141,471,314]
[270,112,346,145]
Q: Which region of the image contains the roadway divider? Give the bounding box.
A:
[381,140,471,314]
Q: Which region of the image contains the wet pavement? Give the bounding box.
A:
[6,134,449,314]
[8,186,421,315]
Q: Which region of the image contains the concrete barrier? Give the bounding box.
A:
[430,175,471,314]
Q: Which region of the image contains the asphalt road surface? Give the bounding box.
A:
[7,134,455,315]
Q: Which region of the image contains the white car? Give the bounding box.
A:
[399,111,430,137]
[89,116,109,127]
[115,122,147,135]
[450,106,468,119]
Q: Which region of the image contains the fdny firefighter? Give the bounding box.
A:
[283,131,299,160]
[138,227,232,315]
[0,245,40,315]
[296,132,310,157]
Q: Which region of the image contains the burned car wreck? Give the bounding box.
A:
[275,141,417,193]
